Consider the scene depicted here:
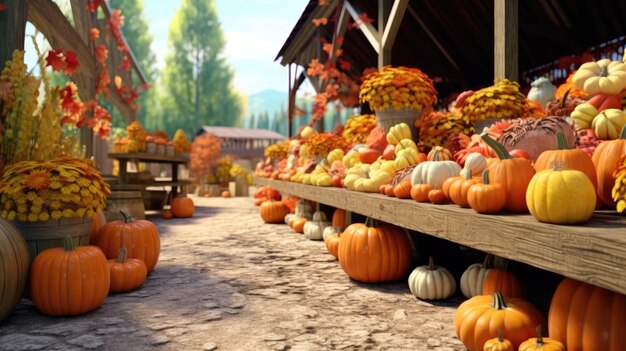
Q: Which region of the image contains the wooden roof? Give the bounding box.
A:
[276,0,626,100]
[197,126,285,140]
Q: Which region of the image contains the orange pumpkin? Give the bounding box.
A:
[338,219,411,283]
[221,191,231,198]
[518,326,565,351]
[455,292,546,351]
[89,210,107,243]
[535,132,597,189]
[483,329,514,351]
[592,125,626,207]
[393,180,412,199]
[288,215,298,228]
[30,236,110,316]
[331,208,349,229]
[428,146,453,161]
[482,135,535,212]
[292,217,308,233]
[325,232,340,258]
[548,278,626,351]
[161,209,173,219]
[108,245,147,293]
[259,201,289,224]
[282,196,299,213]
[482,268,526,298]
[443,175,464,201]
[467,170,506,214]
[384,184,395,197]
[95,211,161,272]
[411,183,432,202]
[428,189,447,204]
[449,172,480,208]
[171,196,195,218]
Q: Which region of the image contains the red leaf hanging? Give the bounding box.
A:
[45,49,79,74]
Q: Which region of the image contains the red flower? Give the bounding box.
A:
[45,49,79,74]
[119,55,131,72]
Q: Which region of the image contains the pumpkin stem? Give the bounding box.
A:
[560,89,570,108]
[556,132,569,150]
[480,134,512,160]
[497,328,504,343]
[432,149,440,161]
[481,169,490,185]
[463,170,472,180]
[63,236,75,252]
[620,125,626,140]
[428,256,434,270]
[120,210,134,223]
[365,217,375,227]
[535,325,544,345]
[493,292,507,310]
[116,244,128,263]
[599,65,609,77]
[482,253,494,269]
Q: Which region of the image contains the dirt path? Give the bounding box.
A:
[0,196,465,351]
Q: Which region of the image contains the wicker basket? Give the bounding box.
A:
[375,108,422,143]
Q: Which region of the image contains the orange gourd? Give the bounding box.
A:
[592,125,626,207]
[384,184,395,197]
[443,175,464,201]
[331,208,349,229]
[89,210,107,243]
[482,268,526,298]
[454,292,546,351]
[221,191,231,198]
[449,172,480,208]
[108,245,147,293]
[282,196,299,213]
[338,218,411,283]
[428,189,447,204]
[161,209,173,219]
[483,329,514,351]
[393,180,412,199]
[30,236,110,316]
[292,217,308,233]
[481,135,535,212]
[411,183,432,202]
[325,232,340,258]
[171,196,195,218]
[467,170,506,214]
[259,201,289,224]
[548,278,626,351]
[535,132,597,189]
[95,211,161,272]
[518,326,565,351]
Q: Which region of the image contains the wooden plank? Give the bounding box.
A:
[494,0,518,80]
[255,177,626,295]
[108,153,189,164]
[328,5,350,64]
[0,0,27,67]
[345,0,380,55]
[380,0,409,62]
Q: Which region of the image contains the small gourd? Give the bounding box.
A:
[303,209,330,241]
[518,326,565,351]
[483,329,514,351]
[460,254,494,298]
[322,226,343,241]
[408,256,456,300]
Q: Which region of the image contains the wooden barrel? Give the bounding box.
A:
[12,216,92,264]
[104,191,145,222]
[0,219,29,322]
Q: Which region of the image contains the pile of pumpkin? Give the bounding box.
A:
[257,196,625,351]
[1,211,161,320]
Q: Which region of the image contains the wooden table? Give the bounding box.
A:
[255,177,626,295]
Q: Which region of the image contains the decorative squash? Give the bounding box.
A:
[442,175,463,200]
[591,108,626,140]
[526,164,596,224]
[496,117,576,162]
[0,219,29,323]
[89,210,107,243]
[30,236,110,316]
[467,170,506,214]
[410,183,431,202]
[108,245,147,293]
[384,184,395,197]
[393,180,412,199]
[427,146,452,161]
[303,210,330,240]
[481,135,535,212]
[546,88,586,117]
[221,190,231,198]
[331,208,350,229]
[534,132,597,189]
[292,217,308,234]
[482,268,525,298]
[411,150,462,189]
[518,326,565,351]
[386,122,412,145]
[95,211,161,272]
[171,196,195,218]
[161,209,173,220]
[325,232,341,258]
[449,172,480,208]
[460,254,494,298]
[572,58,626,95]
[548,278,626,351]
[571,103,598,129]
[322,226,343,241]
[338,218,412,283]
[587,93,623,112]
[454,292,546,351]
[344,164,393,193]
[593,125,626,207]
[260,201,289,224]
[408,256,456,300]
[284,213,296,225]
[460,152,488,178]
[295,199,314,218]
[394,148,421,170]
[614,155,626,213]
[428,189,447,204]
[483,329,514,351]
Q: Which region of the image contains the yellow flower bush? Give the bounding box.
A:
[0,156,111,222]
[300,133,347,159]
[172,129,191,153]
[264,143,288,159]
[341,114,377,145]
[359,66,437,111]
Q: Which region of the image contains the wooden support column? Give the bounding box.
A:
[0,0,28,67]
[494,0,518,80]
[377,0,391,68]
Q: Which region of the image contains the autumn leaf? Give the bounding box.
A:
[45,49,79,74]
[318,0,329,5]
[0,3,7,12]
[336,36,344,45]
[312,17,328,27]
[120,55,131,72]
[109,9,124,29]
[89,28,100,41]
[358,13,374,24]
[87,0,101,13]
[338,59,351,71]
[334,49,343,58]
[322,43,333,55]
[96,67,110,94]
[64,50,79,74]
[95,44,108,65]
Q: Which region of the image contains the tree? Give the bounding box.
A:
[161,0,241,137]
[257,111,269,130]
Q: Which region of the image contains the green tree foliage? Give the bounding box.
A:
[160,0,241,137]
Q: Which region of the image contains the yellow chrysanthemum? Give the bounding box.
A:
[17,214,27,222]
[7,211,16,221]
[62,209,74,218]
[60,186,72,195]
[50,201,61,210]
[51,210,62,219]
[75,208,86,217]
[38,212,50,221]
[26,191,38,201]
[49,181,63,189]
[24,171,50,190]
[27,213,38,222]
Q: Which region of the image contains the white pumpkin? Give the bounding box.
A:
[460,152,487,178]
[408,257,456,300]
[303,211,330,240]
[527,77,556,107]
[411,157,461,189]
[284,213,296,225]
[323,226,343,241]
[295,199,313,219]
[459,254,494,298]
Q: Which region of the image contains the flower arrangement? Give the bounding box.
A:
[359,66,437,112]
[0,156,111,222]
[417,110,474,149]
[300,133,348,159]
[341,114,377,145]
[461,79,527,122]
[264,143,289,160]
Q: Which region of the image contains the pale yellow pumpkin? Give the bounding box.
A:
[572,59,626,95]
[394,148,420,170]
[344,164,393,192]
[327,148,344,164]
[386,122,412,145]
[591,108,626,140]
[571,103,598,129]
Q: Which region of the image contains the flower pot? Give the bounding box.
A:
[375,108,422,143]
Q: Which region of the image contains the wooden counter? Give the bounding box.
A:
[255,177,626,295]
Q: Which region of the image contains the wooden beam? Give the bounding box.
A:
[328,5,350,64]
[255,178,626,296]
[345,0,380,54]
[378,0,409,68]
[494,0,518,80]
[377,0,391,68]
[0,0,28,68]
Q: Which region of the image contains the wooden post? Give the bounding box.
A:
[377,0,391,68]
[494,0,518,80]
[0,0,28,66]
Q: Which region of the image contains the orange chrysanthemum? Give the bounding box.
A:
[25,171,51,190]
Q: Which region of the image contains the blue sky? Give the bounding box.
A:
[144,0,309,95]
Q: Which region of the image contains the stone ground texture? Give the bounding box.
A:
[0,196,466,350]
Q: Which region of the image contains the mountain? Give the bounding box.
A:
[247,89,288,118]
